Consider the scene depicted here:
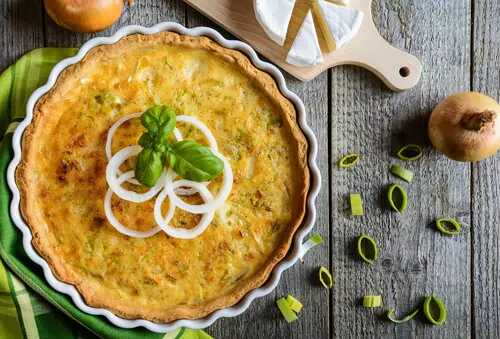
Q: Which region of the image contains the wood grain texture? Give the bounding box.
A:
[186,8,331,339]
[0,0,44,71]
[330,1,472,338]
[472,0,500,337]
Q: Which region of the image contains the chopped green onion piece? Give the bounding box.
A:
[350,193,364,216]
[338,154,360,168]
[318,266,333,289]
[299,233,324,259]
[435,217,461,236]
[396,144,423,161]
[286,295,303,313]
[363,295,382,308]
[386,307,420,323]
[390,165,414,183]
[163,328,183,339]
[276,297,298,323]
[423,295,447,325]
[357,234,379,264]
[387,183,408,213]
[180,329,213,339]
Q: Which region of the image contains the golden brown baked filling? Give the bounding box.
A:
[17,32,308,322]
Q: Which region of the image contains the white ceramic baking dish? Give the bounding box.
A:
[7,22,321,332]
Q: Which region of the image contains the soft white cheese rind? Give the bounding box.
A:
[254,0,296,46]
[317,0,364,48]
[330,0,349,5]
[286,11,324,67]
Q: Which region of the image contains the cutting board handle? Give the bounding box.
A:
[345,0,423,91]
[350,32,423,91]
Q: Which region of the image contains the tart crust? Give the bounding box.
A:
[16,32,309,322]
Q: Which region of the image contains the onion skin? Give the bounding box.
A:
[44,0,124,33]
[428,92,500,162]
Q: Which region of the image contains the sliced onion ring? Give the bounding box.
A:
[165,150,233,214]
[154,182,215,239]
[106,146,165,203]
[177,115,218,151]
[105,112,142,185]
[105,112,141,160]
[172,115,214,196]
[104,113,233,239]
[104,172,161,238]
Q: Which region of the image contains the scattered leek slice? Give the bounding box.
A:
[435,217,461,236]
[338,153,360,168]
[276,295,303,323]
[299,233,324,259]
[386,308,419,323]
[387,183,408,213]
[286,295,303,313]
[318,266,333,289]
[276,298,298,323]
[423,295,447,325]
[163,328,184,339]
[390,165,414,183]
[179,329,213,339]
[357,234,379,264]
[363,295,382,308]
[350,193,364,216]
[396,144,423,161]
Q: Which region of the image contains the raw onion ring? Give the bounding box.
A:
[177,115,219,151]
[164,150,233,214]
[154,182,215,239]
[105,113,185,187]
[104,113,232,239]
[106,112,142,185]
[104,171,161,238]
[105,112,141,160]
[106,145,165,203]
[171,115,214,196]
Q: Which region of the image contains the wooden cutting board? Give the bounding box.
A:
[183,0,422,91]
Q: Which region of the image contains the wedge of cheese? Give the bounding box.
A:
[254,0,296,46]
[329,0,349,5]
[286,10,324,67]
[312,0,363,52]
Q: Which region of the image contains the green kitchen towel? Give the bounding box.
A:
[0,48,212,339]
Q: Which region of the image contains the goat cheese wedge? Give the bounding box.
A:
[313,0,363,51]
[286,10,324,67]
[254,0,296,46]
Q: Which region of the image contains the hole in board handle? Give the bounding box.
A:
[399,66,410,78]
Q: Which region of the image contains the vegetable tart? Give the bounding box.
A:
[16,32,309,322]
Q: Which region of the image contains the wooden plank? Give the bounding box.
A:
[330,1,472,337]
[183,0,422,90]
[0,0,44,71]
[471,0,500,337]
[43,0,185,47]
[186,7,331,339]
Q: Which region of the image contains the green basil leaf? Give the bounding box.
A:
[167,140,223,182]
[141,105,176,140]
[134,148,164,187]
[154,143,168,155]
[141,111,159,135]
[138,133,154,149]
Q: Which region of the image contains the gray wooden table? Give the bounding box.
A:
[1,0,499,338]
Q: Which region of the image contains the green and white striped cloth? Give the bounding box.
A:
[0,48,212,339]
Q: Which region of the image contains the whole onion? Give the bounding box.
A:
[428,92,500,162]
[44,0,125,33]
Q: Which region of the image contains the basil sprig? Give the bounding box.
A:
[134,106,223,187]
